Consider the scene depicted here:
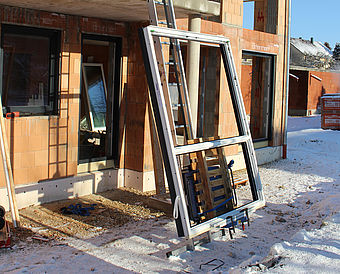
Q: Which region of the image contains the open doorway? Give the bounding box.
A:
[78,34,122,171]
[241,51,275,145]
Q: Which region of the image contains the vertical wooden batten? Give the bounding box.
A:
[0,102,20,227]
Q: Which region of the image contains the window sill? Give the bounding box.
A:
[77,159,115,174]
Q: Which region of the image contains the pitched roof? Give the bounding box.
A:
[291,38,332,57]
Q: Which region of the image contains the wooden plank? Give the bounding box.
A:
[194,151,215,219]
[205,158,219,167]
[148,96,166,194]
[211,188,226,198]
[187,137,237,219]
[216,148,234,211]
[234,177,248,187]
[208,168,222,177]
[209,178,224,187]
[0,103,20,227]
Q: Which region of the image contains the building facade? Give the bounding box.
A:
[0,0,290,210]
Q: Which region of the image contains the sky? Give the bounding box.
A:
[243,0,339,50]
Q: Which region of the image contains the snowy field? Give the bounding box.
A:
[0,115,339,273]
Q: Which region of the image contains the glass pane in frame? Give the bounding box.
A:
[82,63,107,132]
[161,40,241,146]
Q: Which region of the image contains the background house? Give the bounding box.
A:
[290,37,333,69]
[0,0,291,210]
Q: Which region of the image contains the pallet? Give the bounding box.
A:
[186,137,234,221]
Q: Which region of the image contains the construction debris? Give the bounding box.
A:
[60,203,97,216]
[32,235,50,242]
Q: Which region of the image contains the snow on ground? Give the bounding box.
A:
[0,115,339,273]
[232,115,340,273]
[252,212,340,273]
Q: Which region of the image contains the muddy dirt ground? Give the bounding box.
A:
[3,169,249,248]
[5,188,167,244]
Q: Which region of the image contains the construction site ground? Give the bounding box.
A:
[5,188,166,242]
[1,115,340,273]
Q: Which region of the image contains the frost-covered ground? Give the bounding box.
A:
[0,115,339,273]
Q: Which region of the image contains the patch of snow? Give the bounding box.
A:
[255,213,340,273]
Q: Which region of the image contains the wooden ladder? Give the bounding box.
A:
[147,0,193,142]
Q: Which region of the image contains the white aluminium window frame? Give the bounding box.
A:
[140,26,265,238]
[82,63,108,132]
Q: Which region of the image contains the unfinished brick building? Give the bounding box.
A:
[0,0,291,210]
[288,38,340,116]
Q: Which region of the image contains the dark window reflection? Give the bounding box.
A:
[1,25,59,115]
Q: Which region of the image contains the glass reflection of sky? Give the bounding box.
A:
[87,74,106,130]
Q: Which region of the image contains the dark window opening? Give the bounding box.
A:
[1,24,60,116]
[79,34,122,165]
[241,51,275,141]
[243,0,278,34]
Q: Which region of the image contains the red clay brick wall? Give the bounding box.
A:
[311,71,340,94]
[307,71,340,111]
[0,7,73,187]
[0,6,134,187]
[241,64,252,114]
[119,23,151,173]
[220,0,243,27]
[289,69,340,114]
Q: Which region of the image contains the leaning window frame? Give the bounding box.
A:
[0,24,60,116]
[81,63,108,132]
[140,26,265,238]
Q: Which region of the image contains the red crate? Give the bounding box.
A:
[321,113,340,130]
[321,94,340,112]
[321,94,340,130]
